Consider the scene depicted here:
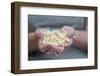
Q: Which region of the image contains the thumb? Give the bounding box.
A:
[35,28,46,39]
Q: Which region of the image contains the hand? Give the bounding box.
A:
[35,28,64,56]
[61,25,75,48]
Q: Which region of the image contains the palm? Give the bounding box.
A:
[35,28,64,55]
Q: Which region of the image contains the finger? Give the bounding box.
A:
[55,47,64,56]
[45,46,54,55]
[50,46,61,56]
[38,39,51,53]
[39,38,44,44]
[35,29,43,38]
[38,37,52,53]
[40,28,49,39]
[67,38,73,47]
[59,47,64,53]
[61,26,75,37]
[43,45,51,53]
[63,40,70,48]
[46,45,57,55]
[55,49,60,56]
[64,42,69,48]
[64,38,73,48]
[35,28,47,39]
[40,44,51,53]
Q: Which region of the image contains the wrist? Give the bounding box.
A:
[72,30,78,46]
[71,27,75,38]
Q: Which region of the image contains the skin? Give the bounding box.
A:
[61,25,88,50]
[28,28,70,55]
[73,30,88,50]
[28,32,38,53]
[37,28,72,55]
[28,25,88,55]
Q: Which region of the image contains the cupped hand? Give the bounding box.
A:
[35,28,64,56]
[61,25,75,48]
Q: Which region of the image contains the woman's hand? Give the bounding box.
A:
[61,25,75,48]
[35,28,64,56]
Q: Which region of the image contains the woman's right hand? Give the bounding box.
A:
[61,25,75,48]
